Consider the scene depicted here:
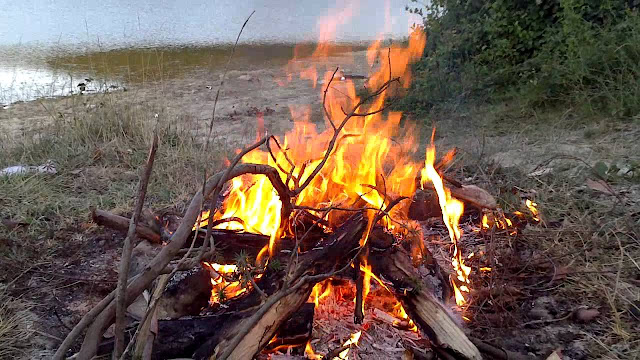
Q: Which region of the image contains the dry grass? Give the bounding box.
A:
[425,102,640,359]
[0,90,239,357]
[0,291,34,358]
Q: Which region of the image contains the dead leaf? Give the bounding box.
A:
[585,178,616,196]
[528,167,553,177]
[574,308,600,323]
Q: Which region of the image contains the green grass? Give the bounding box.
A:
[0,90,230,261]
[0,89,234,354]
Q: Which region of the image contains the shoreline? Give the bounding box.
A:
[0,49,372,146]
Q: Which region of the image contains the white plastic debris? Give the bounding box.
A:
[1,160,57,176]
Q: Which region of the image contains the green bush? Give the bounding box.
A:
[402,0,640,118]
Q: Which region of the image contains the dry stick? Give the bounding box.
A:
[324,344,351,359]
[113,119,159,359]
[353,256,365,324]
[202,10,255,155]
[201,10,256,257]
[131,274,168,359]
[71,164,290,359]
[322,67,341,130]
[121,225,202,360]
[291,72,400,197]
[469,337,535,360]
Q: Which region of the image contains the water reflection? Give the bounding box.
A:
[0,63,124,105]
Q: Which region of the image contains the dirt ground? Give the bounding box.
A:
[1,48,639,360]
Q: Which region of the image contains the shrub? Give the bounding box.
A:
[402,0,640,118]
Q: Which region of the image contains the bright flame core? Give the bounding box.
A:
[194,28,427,257]
[337,331,361,359]
[420,143,471,306]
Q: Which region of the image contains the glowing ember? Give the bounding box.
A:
[336,331,361,360]
[202,262,249,305]
[420,139,471,306]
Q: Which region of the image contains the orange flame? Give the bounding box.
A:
[420,140,471,306]
[337,331,361,359]
[311,280,333,307]
[305,341,322,360]
[202,262,246,305]
[393,303,418,332]
[526,199,540,222]
[194,23,428,259]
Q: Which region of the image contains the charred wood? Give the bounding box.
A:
[199,213,368,360]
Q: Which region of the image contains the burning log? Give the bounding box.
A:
[96,303,315,359]
[196,213,368,360]
[408,186,497,221]
[263,303,315,353]
[368,243,482,360]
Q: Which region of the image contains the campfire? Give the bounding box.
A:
[54,7,543,360]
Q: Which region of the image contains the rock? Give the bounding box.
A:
[529,307,552,320]
[238,74,253,81]
[573,308,600,323]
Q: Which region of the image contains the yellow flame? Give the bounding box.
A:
[393,303,418,332]
[336,331,362,359]
[305,341,322,360]
[311,281,333,307]
[526,199,540,222]
[420,142,470,306]
[192,25,427,263]
[202,262,247,304]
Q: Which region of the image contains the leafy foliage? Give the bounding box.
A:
[402,0,640,118]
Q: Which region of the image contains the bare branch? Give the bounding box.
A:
[322,67,340,130]
[113,118,159,358]
[292,76,400,197]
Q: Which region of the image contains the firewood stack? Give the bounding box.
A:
[51,21,526,360]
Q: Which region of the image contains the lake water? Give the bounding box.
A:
[0,0,421,104]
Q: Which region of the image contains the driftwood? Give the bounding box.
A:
[368,243,482,360]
